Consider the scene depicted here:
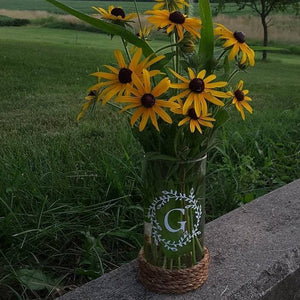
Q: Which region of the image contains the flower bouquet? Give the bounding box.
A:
[46,0,255,294]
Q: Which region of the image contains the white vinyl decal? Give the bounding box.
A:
[148,189,202,252]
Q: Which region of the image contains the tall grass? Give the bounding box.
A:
[0,27,299,299]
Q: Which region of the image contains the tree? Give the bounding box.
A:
[234,0,299,60]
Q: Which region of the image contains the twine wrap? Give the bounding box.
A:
[138,247,210,294]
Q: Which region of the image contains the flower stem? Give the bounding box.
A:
[228,69,240,83]
[121,37,131,61]
[107,102,132,116]
[156,43,178,53]
[163,256,167,269]
[133,0,144,40]
[190,208,196,265]
[169,258,173,270]
[217,49,227,62]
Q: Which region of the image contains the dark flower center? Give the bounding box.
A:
[233,31,246,43]
[189,78,205,93]
[118,68,132,84]
[169,11,185,24]
[188,108,199,120]
[88,90,97,97]
[111,7,125,18]
[141,93,156,108]
[234,89,244,101]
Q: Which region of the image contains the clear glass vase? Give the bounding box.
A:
[141,154,207,269]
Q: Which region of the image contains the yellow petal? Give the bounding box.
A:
[131,107,144,126]
[139,109,150,131]
[178,117,190,127]
[114,50,127,68]
[197,70,206,79]
[153,105,172,124]
[149,109,159,131]
[152,78,170,97]
[188,67,196,79]
[204,93,224,106]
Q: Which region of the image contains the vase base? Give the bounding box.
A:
[138,247,210,294]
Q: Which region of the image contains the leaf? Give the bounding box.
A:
[198,0,214,73]
[223,55,230,75]
[156,52,175,67]
[16,269,52,291]
[214,109,230,129]
[44,0,155,58]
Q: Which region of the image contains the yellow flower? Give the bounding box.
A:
[146,10,201,42]
[170,68,229,117]
[178,108,215,134]
[93,5,137,23]
[214,24,255,67]
[77,90,97,121]
[90,49,164,106]
[153,0,189,11]
[228,80,253,120]
[116,69,177,131]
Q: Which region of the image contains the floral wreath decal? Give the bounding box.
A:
[148,189,202,252]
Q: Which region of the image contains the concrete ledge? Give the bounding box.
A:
[59,179,300,300]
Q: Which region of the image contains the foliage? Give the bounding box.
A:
[0,15,30,26]
[0,26,299,298]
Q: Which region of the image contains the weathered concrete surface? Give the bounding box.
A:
[59,179,300,300]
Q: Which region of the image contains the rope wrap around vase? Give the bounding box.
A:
[138,247,210,294]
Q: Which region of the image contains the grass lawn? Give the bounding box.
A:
[0,26,299,299]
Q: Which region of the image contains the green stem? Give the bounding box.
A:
[163,256,167,269]
[156,43,178,53]
[217,49,227,62]
[177,256,181,269]
[169,258,173,270]
[196,237,204,256]
[228,69,240,83]
[190,208,196,265]
[133,0,144,40]
[107,102,132,116]
[121,37,131,61]
[175,33,179,80]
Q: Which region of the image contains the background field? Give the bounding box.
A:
[0,0,299,299]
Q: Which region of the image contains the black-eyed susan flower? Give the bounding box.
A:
[153,0,189,11]
[146,10,201,42]
[214,24,255,67]
[77,90,97,121]
[90,49,164,106]
[170,68,229,117]
[93,5,137,23]
[116,69,177,131]
[228,80,253,120]
[178,108,215,134]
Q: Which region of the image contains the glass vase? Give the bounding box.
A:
[141,154,207,270]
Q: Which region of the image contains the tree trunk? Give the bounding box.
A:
[261,14,268,60]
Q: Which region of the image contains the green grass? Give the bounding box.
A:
[0,26,299,299]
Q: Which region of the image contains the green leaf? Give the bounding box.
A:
[44,0,155,57]
[16,269,52,291]
[214,109,230,129]
[198,0,214,73]
[158,52,175,67]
